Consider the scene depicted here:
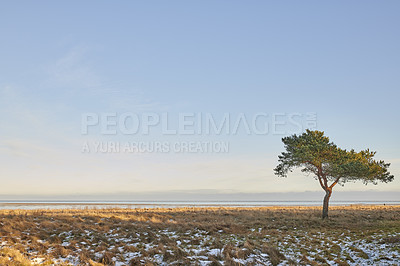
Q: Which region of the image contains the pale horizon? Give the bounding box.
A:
[0,190,399,203]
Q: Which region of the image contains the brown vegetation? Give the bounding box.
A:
[0,205,399,265]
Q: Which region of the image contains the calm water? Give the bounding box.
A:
[0,201,399,210]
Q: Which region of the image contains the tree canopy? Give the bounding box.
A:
[274,130,394,218]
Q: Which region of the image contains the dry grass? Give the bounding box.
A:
[0,205,399,265]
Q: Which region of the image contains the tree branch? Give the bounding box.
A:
[318,176,326,191]
[329,177,341,189]
[304,160,315,166]
[322,175,328,188]
[317,166,328,189]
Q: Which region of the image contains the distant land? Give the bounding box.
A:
[0,190,398,202]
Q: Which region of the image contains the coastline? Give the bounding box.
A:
[0,200,399,208]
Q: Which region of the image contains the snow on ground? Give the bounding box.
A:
[1,227,397,265]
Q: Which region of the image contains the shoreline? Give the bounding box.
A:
[0,201,398,210]
[0,204,399,211]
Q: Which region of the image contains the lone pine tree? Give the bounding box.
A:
[274,130,394,219]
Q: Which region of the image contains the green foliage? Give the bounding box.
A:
[274,130,394,189]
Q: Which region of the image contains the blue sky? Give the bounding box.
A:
[0,1,399,199]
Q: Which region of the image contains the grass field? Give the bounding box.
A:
[0,205,399,265]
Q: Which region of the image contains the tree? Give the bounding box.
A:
[274,130,394,219]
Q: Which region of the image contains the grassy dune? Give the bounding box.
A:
[0,205,399,265]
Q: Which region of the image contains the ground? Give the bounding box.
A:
[0,205,399,265]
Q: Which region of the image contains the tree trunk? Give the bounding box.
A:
[322,189,332,219]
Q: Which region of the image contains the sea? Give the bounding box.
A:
[0,201,399,210]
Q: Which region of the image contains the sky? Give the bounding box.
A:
[0,1,399,201]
